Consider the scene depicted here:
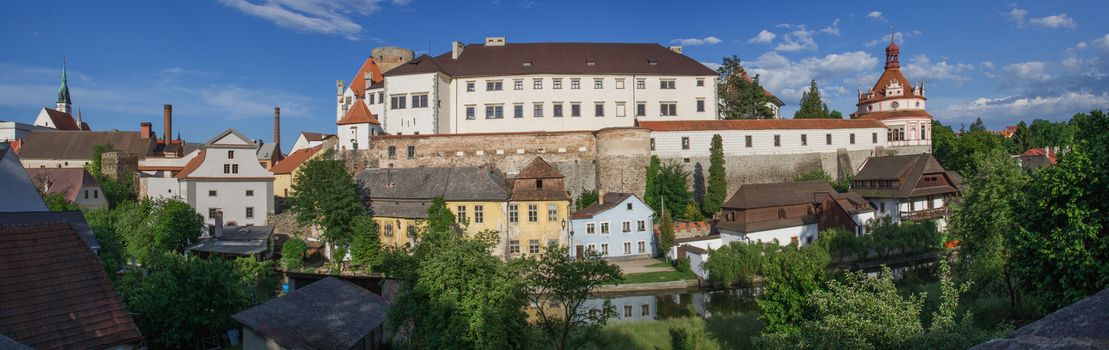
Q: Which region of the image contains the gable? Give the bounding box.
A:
[206,129,254,147]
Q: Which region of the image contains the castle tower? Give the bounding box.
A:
[852,35,932,152]
[56,59,72,114]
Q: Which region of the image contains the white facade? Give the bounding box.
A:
[866,196,947,230]
[139,149,201,200]
[0,121,50,142]
[377,72,449,135]
[720,223,820,247]
[667,236,723,261]
[337,123,379,151]
[290,133,333,153]
[650,126,888,158]
[177,130,274,227]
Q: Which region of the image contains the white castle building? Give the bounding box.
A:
[852,37,932,150]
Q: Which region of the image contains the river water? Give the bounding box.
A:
[582,288,760,323]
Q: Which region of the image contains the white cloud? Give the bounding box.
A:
[863,30,920,47]
[981,61,995,69]
[219,0,407,40]
[943,92,1109,122]
[1029,13,1077,29]
[748,51,879,102]
[1003,61,1052,81]
[775,26,817,52]
[902,55,975,84]
[1008,7,1028,24]
[748,30,777,44]
[670,36,722,46]
[866,11,886,21]
[1092,33,1109,51]
[820,19,840,36]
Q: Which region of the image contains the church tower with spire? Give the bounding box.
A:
[852,35,932,152]
[57,59,72,114]
[33,59,89,130]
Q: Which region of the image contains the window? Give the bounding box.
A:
[660,102,677,116]
[228,150,235,159]
[593,78,603,89]
[570,79,580,89]
[601,243,609,255]
[637,220,646,232]
[486,105,504,119]
[553,103,564,117]
[390,95,407,109]
[571,103,581,117]
[533,78,543,89]
[586,223,596,234]
[384,223,393,236]
[891,101,899,109]
[616,102,626,117]
[412,94,429,108]
[457,206,467,223]
[594,103,604,117]
[873,132,878,143]
[801,134,808,146]
[850,133,856,144]
[208,208,218,219]
[486,80,503,91]
[553,79,563,89]
[388,146,396,159]
[407,145,415,159]
[474,205,484,223]
[529,240,541,254]
[466,106,476,120]
[509,204,519,223]
[513,79,523,90]
[622,221,631,233]
[588,244,596,252]
[778,209,787,219]
[246,207,254,219]
[745,135,753,148]
[696,78,705,87]
[624,242,631,254]
[509,240,520,254]
[232,164,239,174]
[636,102,646,117]
[774,135,781,147]
[514,104,524,118]
[245,190,254,197]
[407,225,415,237]
[466,81,475,92]
[600,222,610,234]
[626,203,633,210]
[369,94,375,105]
[638,241,646,253]
[681,137,690,150]
[209,190,217,197]
[660,80,676,89]
[826,133,833,145]
[650,138,655,151]
[696,99,705,112]
[528,204,538,222]
[921,126,927,140]
[636,79,646,89]
[533,103,544,118]
[547,204,558,221]
[94,190,98,199]
[616,79,625,89]
[223,164,230,174]
[641,303,650,316]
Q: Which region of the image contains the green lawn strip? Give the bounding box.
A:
[620,270,696,284]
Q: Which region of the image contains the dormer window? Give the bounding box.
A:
[586,60,595,66]
[648,60,658,66]
[522,61,532,67]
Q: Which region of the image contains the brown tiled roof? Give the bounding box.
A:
[386,43,717,78]
[270,144,325,175]
[174,149,206,179]
[852,154,959,198]
[722,181,838,209]
[357,166,509,202]
[638,119,885,132]
[571,193,640,219]
[348,57,383,97]
[854,109,931,121]
[24,168,100,202]
[0,222,142,349]
[336,100,380,125]
[516,157,563,179]
[300,132,335,142]
[17,131,156,160]
[41,108,83,131]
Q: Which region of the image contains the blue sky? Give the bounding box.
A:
[2,0,1107,147]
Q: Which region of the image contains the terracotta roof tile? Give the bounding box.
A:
[42,108,83,131]
[348,57,384,97]
[336,100,380,126]
[515,157,563,179]
[174,149,206,179]
[638,119,885,132]
[0,222,142,348]
[270,145,325,174]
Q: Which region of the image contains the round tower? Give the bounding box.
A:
[371,47,415,73]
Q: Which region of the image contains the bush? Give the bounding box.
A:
[822,218,942,263]
[701,242,773,287]
[281,238,307,270]
[674,257,692,273]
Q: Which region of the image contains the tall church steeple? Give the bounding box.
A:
[56,59,72,114]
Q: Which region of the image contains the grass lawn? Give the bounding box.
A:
[645,259,673,268]
[620,270,697,284]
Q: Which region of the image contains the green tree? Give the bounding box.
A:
[702,134,728,217]
[949,149,1029,306]
[575,188,599,211]
[644,155,662,213]
[86,143,137,208]
[757,244,829,334]
[1007,120,1034,154]
[288,150,365,247]
[682,202,704,221]
[793,169,850,193]
[1029,118,1076,149]
[968,117,987,133]
[84,208,127,277]
[350,216,383,272]
[114,198,204,264]
[522,245,623,350]
[702,241,772,287]
[233,257,280,305]
[794,80,836,119]
[646,161,693,220]
[281,238,307,270]
[423,197,459,243]
[716,55,775,119]
[658,210,676,259]
[829,110,844,119]
[43,192,80,211]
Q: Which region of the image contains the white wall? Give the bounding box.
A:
[74,186,109,209]
[19,159,91,169]
[720,223,819,246]
[651,127,887,158]
[381,72,440,135]
[0,121,49,142]
[187,180,273,226]
[667,236,722,260]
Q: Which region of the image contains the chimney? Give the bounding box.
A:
[139,122,152,139]
[669,46,683,54]
[336,80,345,97]
[598,191,605,205]
[364,72,373,94]
[274,107,281,144]
[214,210,223,239]
[452,41,465,59]
[163,104,173,143]
[484,37,506,46]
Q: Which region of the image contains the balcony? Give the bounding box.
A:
[901,207,948,221]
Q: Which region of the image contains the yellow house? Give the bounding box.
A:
[356,166,511,249]
[270,144,327,198]
[505,157,572,258]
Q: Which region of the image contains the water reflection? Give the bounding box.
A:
[582,288,760,323]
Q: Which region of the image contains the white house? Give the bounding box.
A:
[338,37,720,136]
[852,38,932,149]
[568,193,655,260]
[174,129,274,227]
[715,181,875,246]
[336,99,384,152]
[851,154,960,231]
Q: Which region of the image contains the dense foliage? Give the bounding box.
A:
[792,169,850,193]
[349,216,383,272]
[86,143,137,208]
[83,208,128,277]
[43,192,81,211]
[702,134,728,217]
[658,209,675,259]
[288,150,366,246]
[716,56,775,119]
[280,238,307,270]
[793,80,841,119]
[643,156,695,220]
[113,198,205,265]
[823,219,942,262]
[575,188,600,211]
[757,243,830,334]
[701,242,774,287]
[522,245,623,350]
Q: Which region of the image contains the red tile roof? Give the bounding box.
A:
[1020,148,1057,164]
[270,144,325,174]
[174,149,206,179]
[336,100,380,126]
[0,222,142,348]
[516,157,563,179]
[348,57,384,96]
[854,109,932,121]
[24,168,100,202]
[638,118,885,131]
